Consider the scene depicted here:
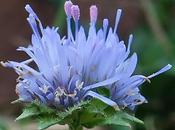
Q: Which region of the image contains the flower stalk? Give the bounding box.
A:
[68,124,83,130]
[68,112,83,130]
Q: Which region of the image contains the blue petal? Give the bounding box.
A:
[148,64,172,78]
[115,53,137,77]
[85,91,119,110]
[83,74,121,91]
[16,83,33,102]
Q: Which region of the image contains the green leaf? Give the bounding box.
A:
[79,99,111,128]
[79,99,144,129]
[15,101,90,129]
[80,110,105,128]
[102,115,131,128]
[15,100,144,130]
[37,103,56,114]
[0,118,8,130]
[84,99,108,114]
[16,103,39,121]
[121,112,144,125]
[38,115,60,130]
[57,100,89,120]
[101,111,144,128]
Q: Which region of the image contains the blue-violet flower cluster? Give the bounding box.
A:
[2,1,172,110]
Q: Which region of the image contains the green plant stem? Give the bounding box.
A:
[68,111,83,130]
[68,124,83,130]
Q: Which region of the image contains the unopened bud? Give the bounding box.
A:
[90,5,98,23]
[64,1,73,17]
[71,5,80,21]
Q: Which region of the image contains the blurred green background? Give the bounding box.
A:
[0,0,175,130]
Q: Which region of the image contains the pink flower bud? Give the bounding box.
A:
[64,1,73,17]
[90,5,98,23]
[71,5,80,21]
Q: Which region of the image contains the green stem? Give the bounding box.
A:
[68,124,83,130]
[68,111,83,130]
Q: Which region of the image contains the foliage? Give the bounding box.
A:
[0,119,8,130]
[16,100,144,130]
[131,1,175,130]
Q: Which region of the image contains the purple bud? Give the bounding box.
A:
[64,1,73,17]
[71,5,80,21]
[90,5,98,23]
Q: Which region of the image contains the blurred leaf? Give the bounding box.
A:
[80,99,108,128]
[0,119,8,130]
[57,100,89,120]
[101,111,143,127]
[16,103,39,121]
[38,115,60,130]
[48,0,64,8]
[84,99,108,114]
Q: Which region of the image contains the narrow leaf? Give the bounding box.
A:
[38,116,60,130]
[16,104,39,121]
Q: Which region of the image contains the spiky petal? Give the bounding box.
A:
[1,1,172,110]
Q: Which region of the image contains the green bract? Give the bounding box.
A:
[16,100,143,130]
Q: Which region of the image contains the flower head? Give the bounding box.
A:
[1,1,171,110]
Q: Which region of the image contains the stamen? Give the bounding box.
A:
[55,88,64,97]
[75,80,84,90]
[71,5,80,22]
[90,5,98,25]
[27,15,41,39]
[25,4,39,20]
[64,1,73,40]
[64,91,77,97]
[114,9,122,33]
[64,1,73,18]
[71,5,80,40]
[25,4,44,34]
[39,85,49,94]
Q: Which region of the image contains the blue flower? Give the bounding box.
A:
[1,1,172,110]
